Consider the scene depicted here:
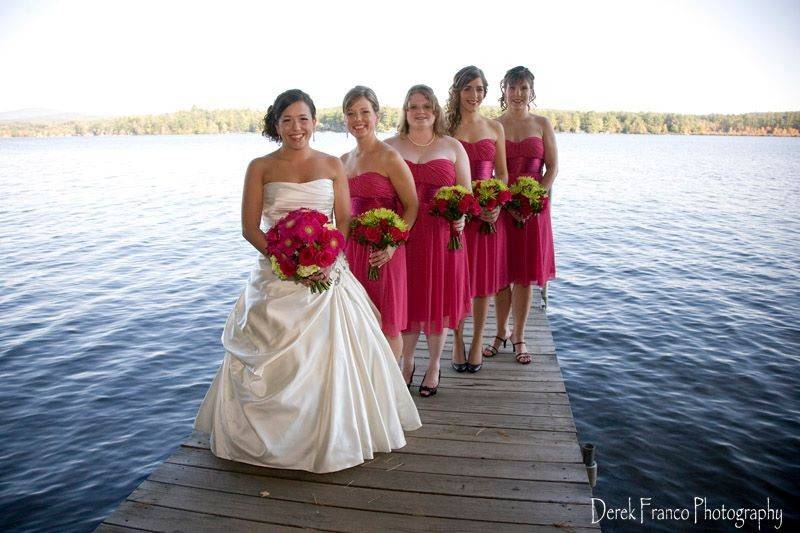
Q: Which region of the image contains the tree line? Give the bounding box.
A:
[2,105,798,137]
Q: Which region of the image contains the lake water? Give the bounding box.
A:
[1,132,798,531]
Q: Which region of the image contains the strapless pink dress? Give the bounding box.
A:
[461,139,509,297]
[505,137,556,287]
[344,172,407,337]
[404,159,471,335]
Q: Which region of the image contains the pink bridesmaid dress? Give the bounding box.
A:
[344,172,407,337]
[403,159,471,335]
[460,139,509,297]
[505,137,556,287]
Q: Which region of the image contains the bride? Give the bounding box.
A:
[194,89,421,474]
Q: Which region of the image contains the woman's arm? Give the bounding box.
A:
[330,157,352,238]
[368,150,419,269]
[452,138,471,232]
[453,138,472,190]
[385,149,418,229]
[241,158,268,254]
[492,120,509,184]
[539,116,559,191]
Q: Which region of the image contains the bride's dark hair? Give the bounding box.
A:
[262,89,317,143]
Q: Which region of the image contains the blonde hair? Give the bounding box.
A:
[397,84,447,137]
[445,66,488,135]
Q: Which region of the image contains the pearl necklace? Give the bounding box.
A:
[406,132,436,147]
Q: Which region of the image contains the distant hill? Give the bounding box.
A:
[0,108,97,123]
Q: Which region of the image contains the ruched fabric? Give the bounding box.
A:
[403,159,471,335]
[461,139,509,297]
[344,172,407,337]
[505,137,556,287]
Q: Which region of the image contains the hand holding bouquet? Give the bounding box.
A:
[350,207,410,280]
[506,177,549,228]
[472,179,512,234]
[265,208,345,293]
[429,185,481,250]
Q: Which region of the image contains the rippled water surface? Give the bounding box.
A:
[1,133,798,531]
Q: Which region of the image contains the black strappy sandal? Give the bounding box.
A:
[482,336,508,358]
[419,370,441,397]
[513,341,532,365]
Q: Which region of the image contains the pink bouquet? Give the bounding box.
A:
[265,208,345,293]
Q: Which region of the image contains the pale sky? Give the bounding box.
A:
[1,0,798,116]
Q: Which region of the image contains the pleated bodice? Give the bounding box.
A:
[348,172,402,215]
[404,158,456,204]
[506,137,544,182]
[460,139,496,180]
[262,179,335,230]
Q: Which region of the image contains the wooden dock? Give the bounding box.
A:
[98,293,597,532]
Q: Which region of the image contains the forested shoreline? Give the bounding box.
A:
[2,106,798,137]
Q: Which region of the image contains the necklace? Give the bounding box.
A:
[406,132,435,147]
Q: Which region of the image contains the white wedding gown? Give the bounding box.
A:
[194,179,421,473]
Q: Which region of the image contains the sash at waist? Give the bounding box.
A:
[471,160,494,180]
[508,157,544,178]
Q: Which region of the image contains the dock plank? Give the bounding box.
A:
[98,293,598,531]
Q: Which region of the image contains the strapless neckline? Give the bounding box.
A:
[506,136,543,144]
[459,138,495,146]
[404,158,453,166]
[265,179,333,188]
[350,171,388,179]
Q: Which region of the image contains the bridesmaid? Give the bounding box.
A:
[445,66,509,373]
[490,66,559,364]
[341,86,419,362]
[386,84,472,397]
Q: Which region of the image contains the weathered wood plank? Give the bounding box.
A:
[177,441,589,483]
[409,377,567,393]
[166,445,593,504]
[364,452,590,483]
[181,432,582,465]
[408,425,578,446]
[129,480,595,532]
[412,398,574,418]
[102,500,302,532]
[402,436,582,463]
[412,410,577,433]
[145,463,593,526]
[93,523,150,533]
[430,370,566,383]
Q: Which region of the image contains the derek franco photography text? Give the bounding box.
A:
[592,497,784,530]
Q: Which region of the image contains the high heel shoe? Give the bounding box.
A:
[482,335,508,358]
[405,362,416,389]
[466,344,482,373]
[419,370,441,397]
[513,341,532,365]
[451,339,467,373]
